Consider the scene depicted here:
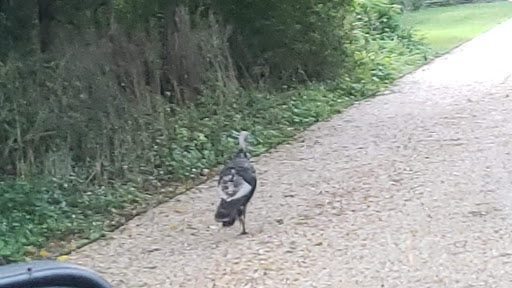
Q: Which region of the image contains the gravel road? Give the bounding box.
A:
[68,19,512,287]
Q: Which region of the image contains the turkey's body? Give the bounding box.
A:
[215,132,257,235]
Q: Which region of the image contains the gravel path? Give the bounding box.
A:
[68,19,512,287]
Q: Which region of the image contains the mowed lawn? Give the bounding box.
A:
[400,1,512,53]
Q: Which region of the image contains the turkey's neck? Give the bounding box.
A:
[235,148,248,159]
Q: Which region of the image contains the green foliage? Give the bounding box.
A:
[216,0,354,83]
[348,0,431,87]
[0,177,147,264]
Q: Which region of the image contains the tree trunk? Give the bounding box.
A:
[160,4,200,105]
[37,0,56,53]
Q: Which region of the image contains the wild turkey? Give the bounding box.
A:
[215,131,257,235]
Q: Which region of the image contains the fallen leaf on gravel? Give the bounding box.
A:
[57,255,68,261]
[173,207,187,214]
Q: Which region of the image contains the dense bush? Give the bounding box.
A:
[0,0,431,264]
[216,0,353,83]
[349,0,430,85]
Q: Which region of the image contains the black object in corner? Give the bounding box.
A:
[0,260,112,288]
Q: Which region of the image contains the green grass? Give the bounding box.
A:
[400,2,512,53]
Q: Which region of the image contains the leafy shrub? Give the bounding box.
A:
[0,178,147,264]
[347,0,431,89]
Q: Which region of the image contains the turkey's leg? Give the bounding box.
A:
[239,207,248,235]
